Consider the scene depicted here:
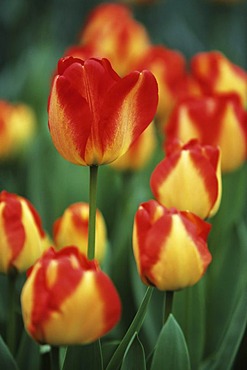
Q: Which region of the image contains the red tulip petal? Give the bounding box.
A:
[48,76,92,165]
[96,70,158,164]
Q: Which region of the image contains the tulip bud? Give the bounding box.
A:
[0,191,45,273]
[134,46,188,122]
[53,203,107,262]
[190,51,247,106]
[21,246,121,345]
[110,123,156,171]
[79,3,150,76]
[150,140,222,219]
[165,93,247,172]
[48,57,158,166]
[0,100,36,160]
[133,200,212,291]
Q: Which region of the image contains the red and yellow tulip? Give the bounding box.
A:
[0,100,36,160]
[0,191,45,273]
[53,203,107,262]
[21,246,121,345]
[48,57,158,166]
[134,46,188,122]
[133,200,212,291]
[190,51,247,107]
[165,93,247,172]
[110,123,157,171]
[150,140,222,219]
[79,3,150,76]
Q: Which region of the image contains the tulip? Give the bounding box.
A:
[0,100,36,160]
[133,200,212,291]
[53,203,107,262]
[48,57,158,166]
[165,93,247,172]
[110,123,157,171]
[190,51,247,106]
[150,140,222,219]
[79,3,150,76]
[21,246,121,345]
[0,191,45,273]
[134,46,188,122]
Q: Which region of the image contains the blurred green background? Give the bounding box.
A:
[0,1,247,369]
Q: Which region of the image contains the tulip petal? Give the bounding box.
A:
[150,147,220,219]
[48,76,92,165]
[92,70,158,164]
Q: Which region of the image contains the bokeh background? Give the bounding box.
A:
[0,1,247,368]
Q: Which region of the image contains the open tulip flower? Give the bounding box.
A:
[150,140,222,219]
[48,56,158,166]
[53,202,107,262]
[133,200,212,291]
[165,93,247,172]
[0,191,45,274]
[190,51,247,106]
[21,246,121,346]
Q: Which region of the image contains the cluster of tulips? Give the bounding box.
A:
[0,2,246,369]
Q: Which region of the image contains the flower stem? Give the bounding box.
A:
[106,287,154,370]
[164,291,174,324]
[50,346,60,370]
[87,165,98,260]
[7,269,18,354]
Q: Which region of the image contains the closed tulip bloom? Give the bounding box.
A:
[165,93,247,172]
[190,51,247,106]
[133,200,212,291]
[0,191,45,273]
[79,4,150,76]
[110,123,156,171]
[134,46,188,122]
[48,57,158,166]
[0,100,36,159]
[53,203,107,262]
[21,246,121,345]
[150,140,222,219]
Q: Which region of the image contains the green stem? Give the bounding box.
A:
[7,270,18,354]
[164,291,174,324]
[50,346,60,370]
[106,287,154,370]
[87,165,98,260]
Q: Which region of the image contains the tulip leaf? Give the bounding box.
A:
[101,341,120,368]
[106,287,153,370]
[151,314,191,370]
[120,333,146,370]
[173,280,206,369]
[0,335,18,370]
[200,280,247,370]
[203,222,246,357]
[62,340,103,370]
[16,330,40,370]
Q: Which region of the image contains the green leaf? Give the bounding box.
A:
[0,335,18,370]
[151,315,191,370]
[101,341,120,368]
[203,223,246,357]
[106,287,153,370]
[211,164,247,232]
[121,333,146,370]
[200,287,247,370]
[173,279,207,369]
[16,330,40,370]
[62,340,103,370]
